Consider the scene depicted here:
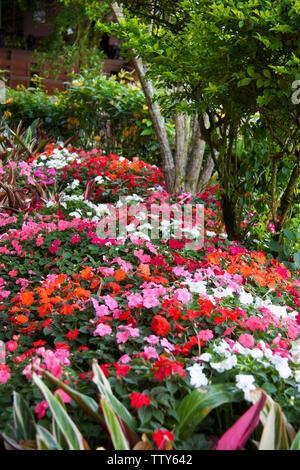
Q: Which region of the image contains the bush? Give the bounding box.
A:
[3,69,175,165]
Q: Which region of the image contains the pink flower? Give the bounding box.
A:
[35,400,48,419]
[8,269,18,277]
[91,298,110,317]
[0,364,10,383]
[103,295,118,311]
[143,346,159,360]
[116,325,140,344]
[238,333,255,348]
[127,293,143,308]
[160,338,175,352]
[143,295,159,309]
[55,389,71,403]
[118,354,131,364]
[5,340,18,352]
[49,239,61,254]
[144,335,159,345]
[198,329,214,341]
[71,234,81,244]
[93,323,112,337]
[174,288,192,304]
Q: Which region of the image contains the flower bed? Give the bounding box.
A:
[0,144,299,450]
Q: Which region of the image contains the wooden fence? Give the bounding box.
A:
[0,48,131,93]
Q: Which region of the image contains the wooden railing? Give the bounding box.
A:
[0,48,131,93]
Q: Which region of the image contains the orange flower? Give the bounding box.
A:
[21,291,34,306]
[114,269,126,281]
[137,263,150,279]
[16,314,29,324]
[59,304,77,315]
[72,287,91,299]
[81,266,94,280]
[37,303,53,317]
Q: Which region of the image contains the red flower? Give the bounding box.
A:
[66,329,80,341]
[152,355,186,381]
[54,342,70,350]
[151,315,171,336]
[130,392,151,409]
[152,429,174,448]
[114,363,130,378]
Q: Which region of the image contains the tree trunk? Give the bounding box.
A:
[173,113,190,194]
[221,193,241,241]
[196,153,215,193]
[110,2,175,193]
[185,118,206,193]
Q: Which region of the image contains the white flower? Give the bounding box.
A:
[239,290,254,305]
[185,280,207,294]
[187,363,208,388]
[210,354,238,373]
[294,371,300,383]
[235,374,256,401]
[268,304,288,318]
[250,348,264,360]
[199,353,212,362]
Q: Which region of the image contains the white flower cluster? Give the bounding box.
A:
[34,146,81,169]
[187,363,208,388]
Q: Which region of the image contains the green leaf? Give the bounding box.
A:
[42,369,104,427]
[36,425,63,450]
[92,359,137,431]
[238,77,252,87]
[176,385,237,440]
[101,397,130,450]
[32,373,87,450]
[138,406,152,425]
[290,430,300,450]
[12,391,36,442]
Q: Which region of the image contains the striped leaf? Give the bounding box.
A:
[32,373,86,450]
[92,359,137,431]
[36,425,63,450]
[101,397,130,450]
[12,391,36,442]
[42,369,104,426]
[290,430,300,450]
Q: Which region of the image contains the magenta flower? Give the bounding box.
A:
[35,400,49,419]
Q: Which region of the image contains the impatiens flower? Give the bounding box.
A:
[127,293,143,308]
[152,429,174,448]
[71,234,81,243]
[5,340,18,352]
[116,325,140,344]
[49,239,61,254]
[93,323,112,337]
[160,338,175,352]
[35,234,44,247]
[235,374,256,401]
[8,269,18,277]
[187,363,208,388]
[66,329,80,341]
[35,400,48,419]
[238,333,254,348]
[151,315,171,336]
[143,295,159,309]
[55,389,72,403]
[114,363,130,378]
[130,392,151,409]
[174,288,192,304]
[143,346,159,360]
[198,329,214,341]
[144,335,160,345]
[0,364,11,383]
